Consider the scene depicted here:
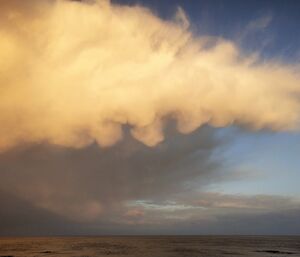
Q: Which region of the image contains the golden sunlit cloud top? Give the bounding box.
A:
[0,0,299,151]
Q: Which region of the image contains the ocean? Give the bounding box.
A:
[0,236,299,257]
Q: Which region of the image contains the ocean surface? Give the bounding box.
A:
[0,236,299,257]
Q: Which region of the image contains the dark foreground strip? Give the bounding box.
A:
[255,250,295,254]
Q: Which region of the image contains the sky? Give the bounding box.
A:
[0,0,300,235]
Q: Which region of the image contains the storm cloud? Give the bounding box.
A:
[0,126,223,223]
[0,0,300,151]
[1,0,300,235]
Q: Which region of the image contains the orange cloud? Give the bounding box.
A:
[0,0,299,151]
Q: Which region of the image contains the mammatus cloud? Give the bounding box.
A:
[0,0,299,151]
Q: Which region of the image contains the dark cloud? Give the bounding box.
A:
[0,126,225,230]
[1,124,300,235]
[0,190,75,236]
[2,188,300,235]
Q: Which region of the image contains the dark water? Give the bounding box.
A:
[0,236,300,257]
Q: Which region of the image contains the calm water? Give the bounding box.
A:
[0,236,299,257]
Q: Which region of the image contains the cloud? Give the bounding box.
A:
[0,190,77,236]
[127,192,300,221]
[0,125,300,235]
[2,187,300,235]
[1,125,300,235]
[1,0,300,236]
[119,192,300,235]
[191,192,299,211]
[246,14,273,32]
[0,0,299,151]
[0,126,223,222]
[235,14,274,52]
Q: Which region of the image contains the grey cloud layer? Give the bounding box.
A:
[1,126,300,235]
[0,126,221,222]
